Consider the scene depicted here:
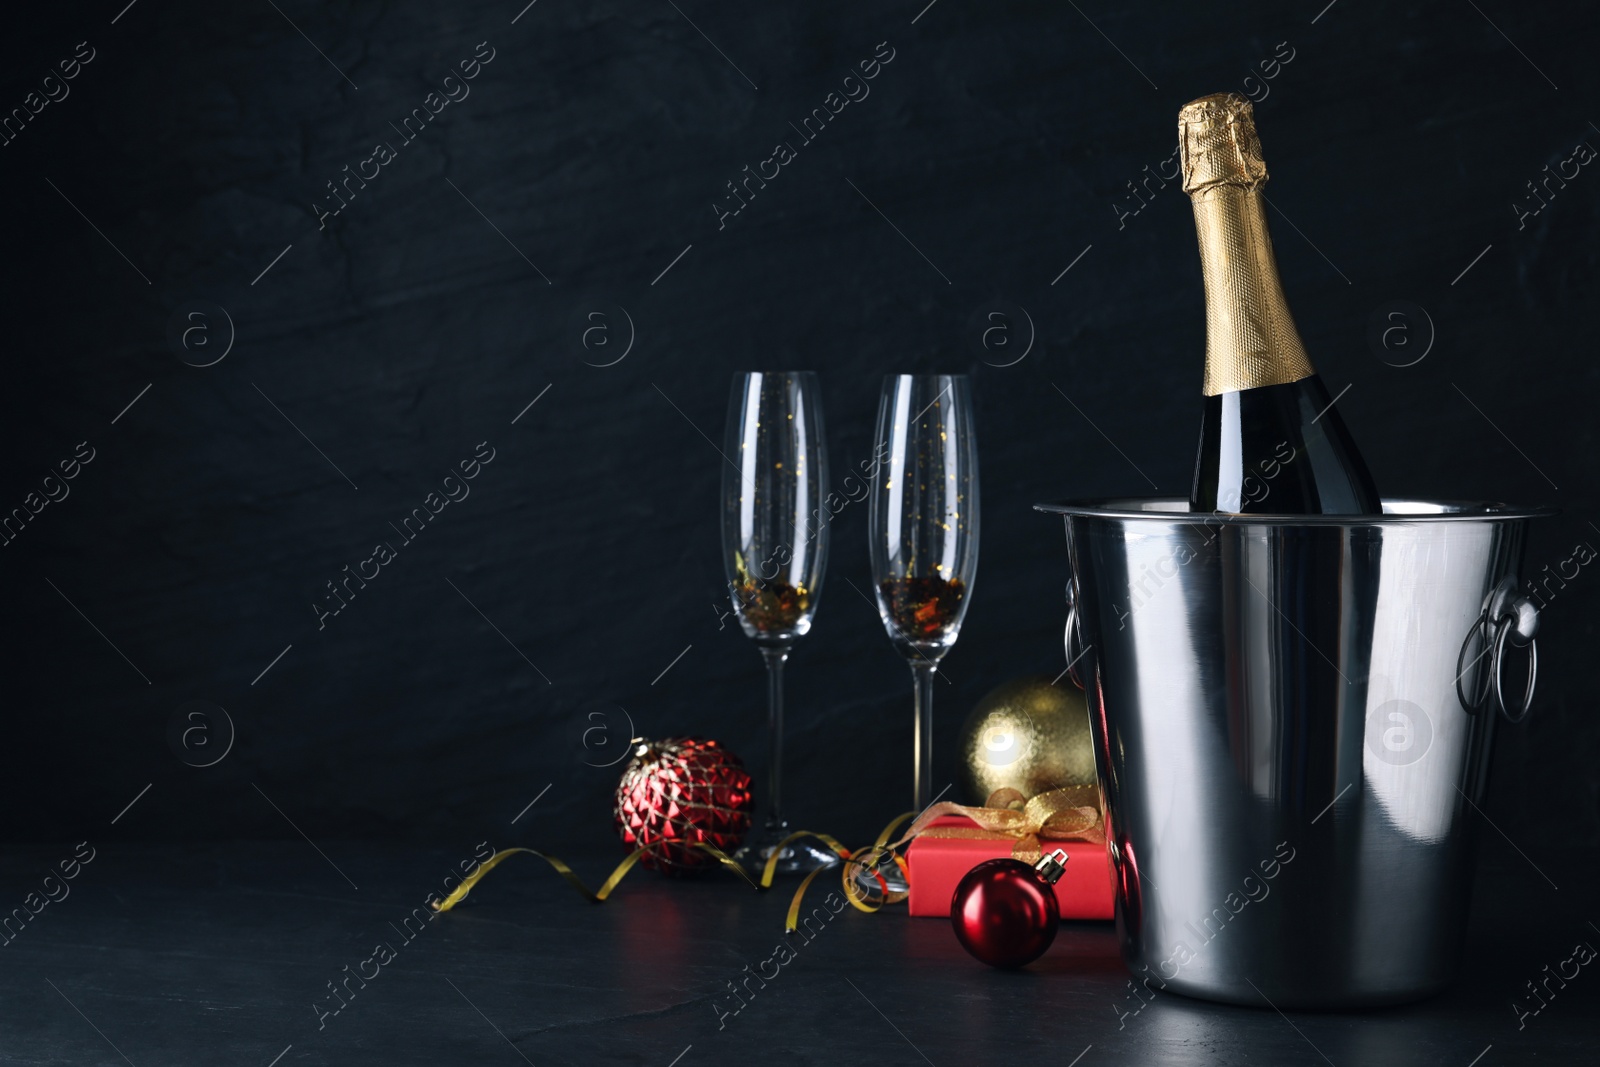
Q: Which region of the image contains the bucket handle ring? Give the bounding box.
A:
[1455,577,1539,723]
[1063,580,1086,690]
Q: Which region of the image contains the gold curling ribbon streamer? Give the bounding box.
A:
[431,841,757,913]
[432,789,1100,931]
[765,812,919,933]
[428,823,912,930]
[432,828,865,913]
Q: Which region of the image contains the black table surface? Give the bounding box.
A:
[2,839,1594,1066]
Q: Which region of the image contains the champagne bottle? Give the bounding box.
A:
[1181,93,1379,515]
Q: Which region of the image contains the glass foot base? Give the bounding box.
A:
[840,848,907,896]
[871,862,909,895]
[734,826,840,876]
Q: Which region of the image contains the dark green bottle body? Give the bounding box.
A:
[1190,376,1380,515]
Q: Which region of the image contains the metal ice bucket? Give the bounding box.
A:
[1035,498,1553,1008]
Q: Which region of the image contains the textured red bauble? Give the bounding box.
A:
[613,737,755,876]
[950,856,1063,968]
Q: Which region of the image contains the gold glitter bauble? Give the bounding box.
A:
[957,674,1097,804]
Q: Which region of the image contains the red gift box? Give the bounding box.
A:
[905,814,1115,920]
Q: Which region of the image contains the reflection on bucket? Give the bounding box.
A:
[1036,497,1553,1008]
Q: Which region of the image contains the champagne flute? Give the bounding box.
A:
[722,371,837,874]
[868,374,980,810]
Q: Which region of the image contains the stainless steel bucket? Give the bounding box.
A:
[1034,498,1553,1008]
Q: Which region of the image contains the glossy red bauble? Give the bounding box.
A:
[613,737,754,876]
[950,858,1060,968]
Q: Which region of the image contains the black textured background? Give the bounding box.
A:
[0,0,1594,856]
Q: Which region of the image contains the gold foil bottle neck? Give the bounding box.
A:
[1179,92,1315,395]
[1179,92,1268,196]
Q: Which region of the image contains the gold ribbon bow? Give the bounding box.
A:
[901,785,1105,863]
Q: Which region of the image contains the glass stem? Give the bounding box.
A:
[911,660,937,810]
[762,646,790,832]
